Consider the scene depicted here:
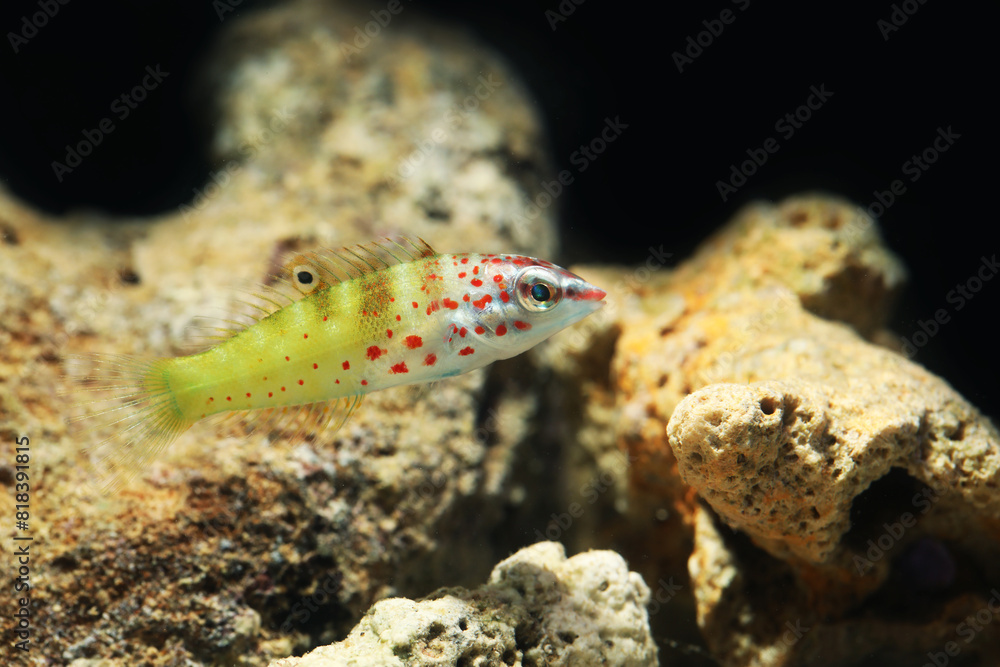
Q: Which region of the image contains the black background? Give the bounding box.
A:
[0,0,995,417]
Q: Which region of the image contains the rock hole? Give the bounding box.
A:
[426,622,446,641]
[707,411,723,426]
[459,617,468,631]
[760,397,779,415]
[118,268,142,285]
[558,631,577,644]
[688,452,703,464]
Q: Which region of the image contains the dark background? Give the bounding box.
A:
[0,0,995,416]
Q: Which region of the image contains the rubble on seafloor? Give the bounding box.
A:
[268,542,657,667]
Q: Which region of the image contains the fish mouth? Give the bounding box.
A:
[564,282,607,304]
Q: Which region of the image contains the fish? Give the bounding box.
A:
[72,236,606,490]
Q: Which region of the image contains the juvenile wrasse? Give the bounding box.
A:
[73,236,606,490]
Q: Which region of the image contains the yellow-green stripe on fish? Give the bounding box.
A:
[72,237,606,491]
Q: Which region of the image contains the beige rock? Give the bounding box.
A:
[667,289,1000,565]
[268,542,657,667]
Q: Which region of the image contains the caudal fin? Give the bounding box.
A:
[67,354,194,493]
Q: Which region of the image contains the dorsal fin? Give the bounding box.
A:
[277,236,436,290]
[183,236,437,350]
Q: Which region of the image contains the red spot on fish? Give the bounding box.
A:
[362,310,367,316]
[461,258,469,264]
[412,301,419,308]
[396,314,401,321]
[500,291,510,303]
[367,345,385,361]
[424,353,437,366]
[281,386,286,391]
[459,346,475,355]
[303,333,309,339]
[404,335,423,349]
[475,326,485,335]
[473,294,492,309]
[313,363,318,369]
[209,397,214,402]
[226,396,232,401]
[471,278,483,287]
[387,329,393,338]
[361,379,368,386]
[335,379,339,384]
[493,274,503,282]
[390,297,395,302]
[496,323,507,336]
[269,392,273,397]
[459,327,467,337]
[390,362,409,374]
[285,356,290,361]
[323,316,328,321]
[298,379,304,385]
[246,392,251,397]
[263,376,267,381]
[374,311,379,317]
[472,266,479,275]
[491,258,502,264]
[514,320,532,330]
[458,272,467,278]
[343,361,350,370]
[443,298,458,309]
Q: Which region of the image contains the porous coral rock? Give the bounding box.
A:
[667,292,1000,565]
[268,542,657,667]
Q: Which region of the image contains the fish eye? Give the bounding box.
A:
[515,267,561,312]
